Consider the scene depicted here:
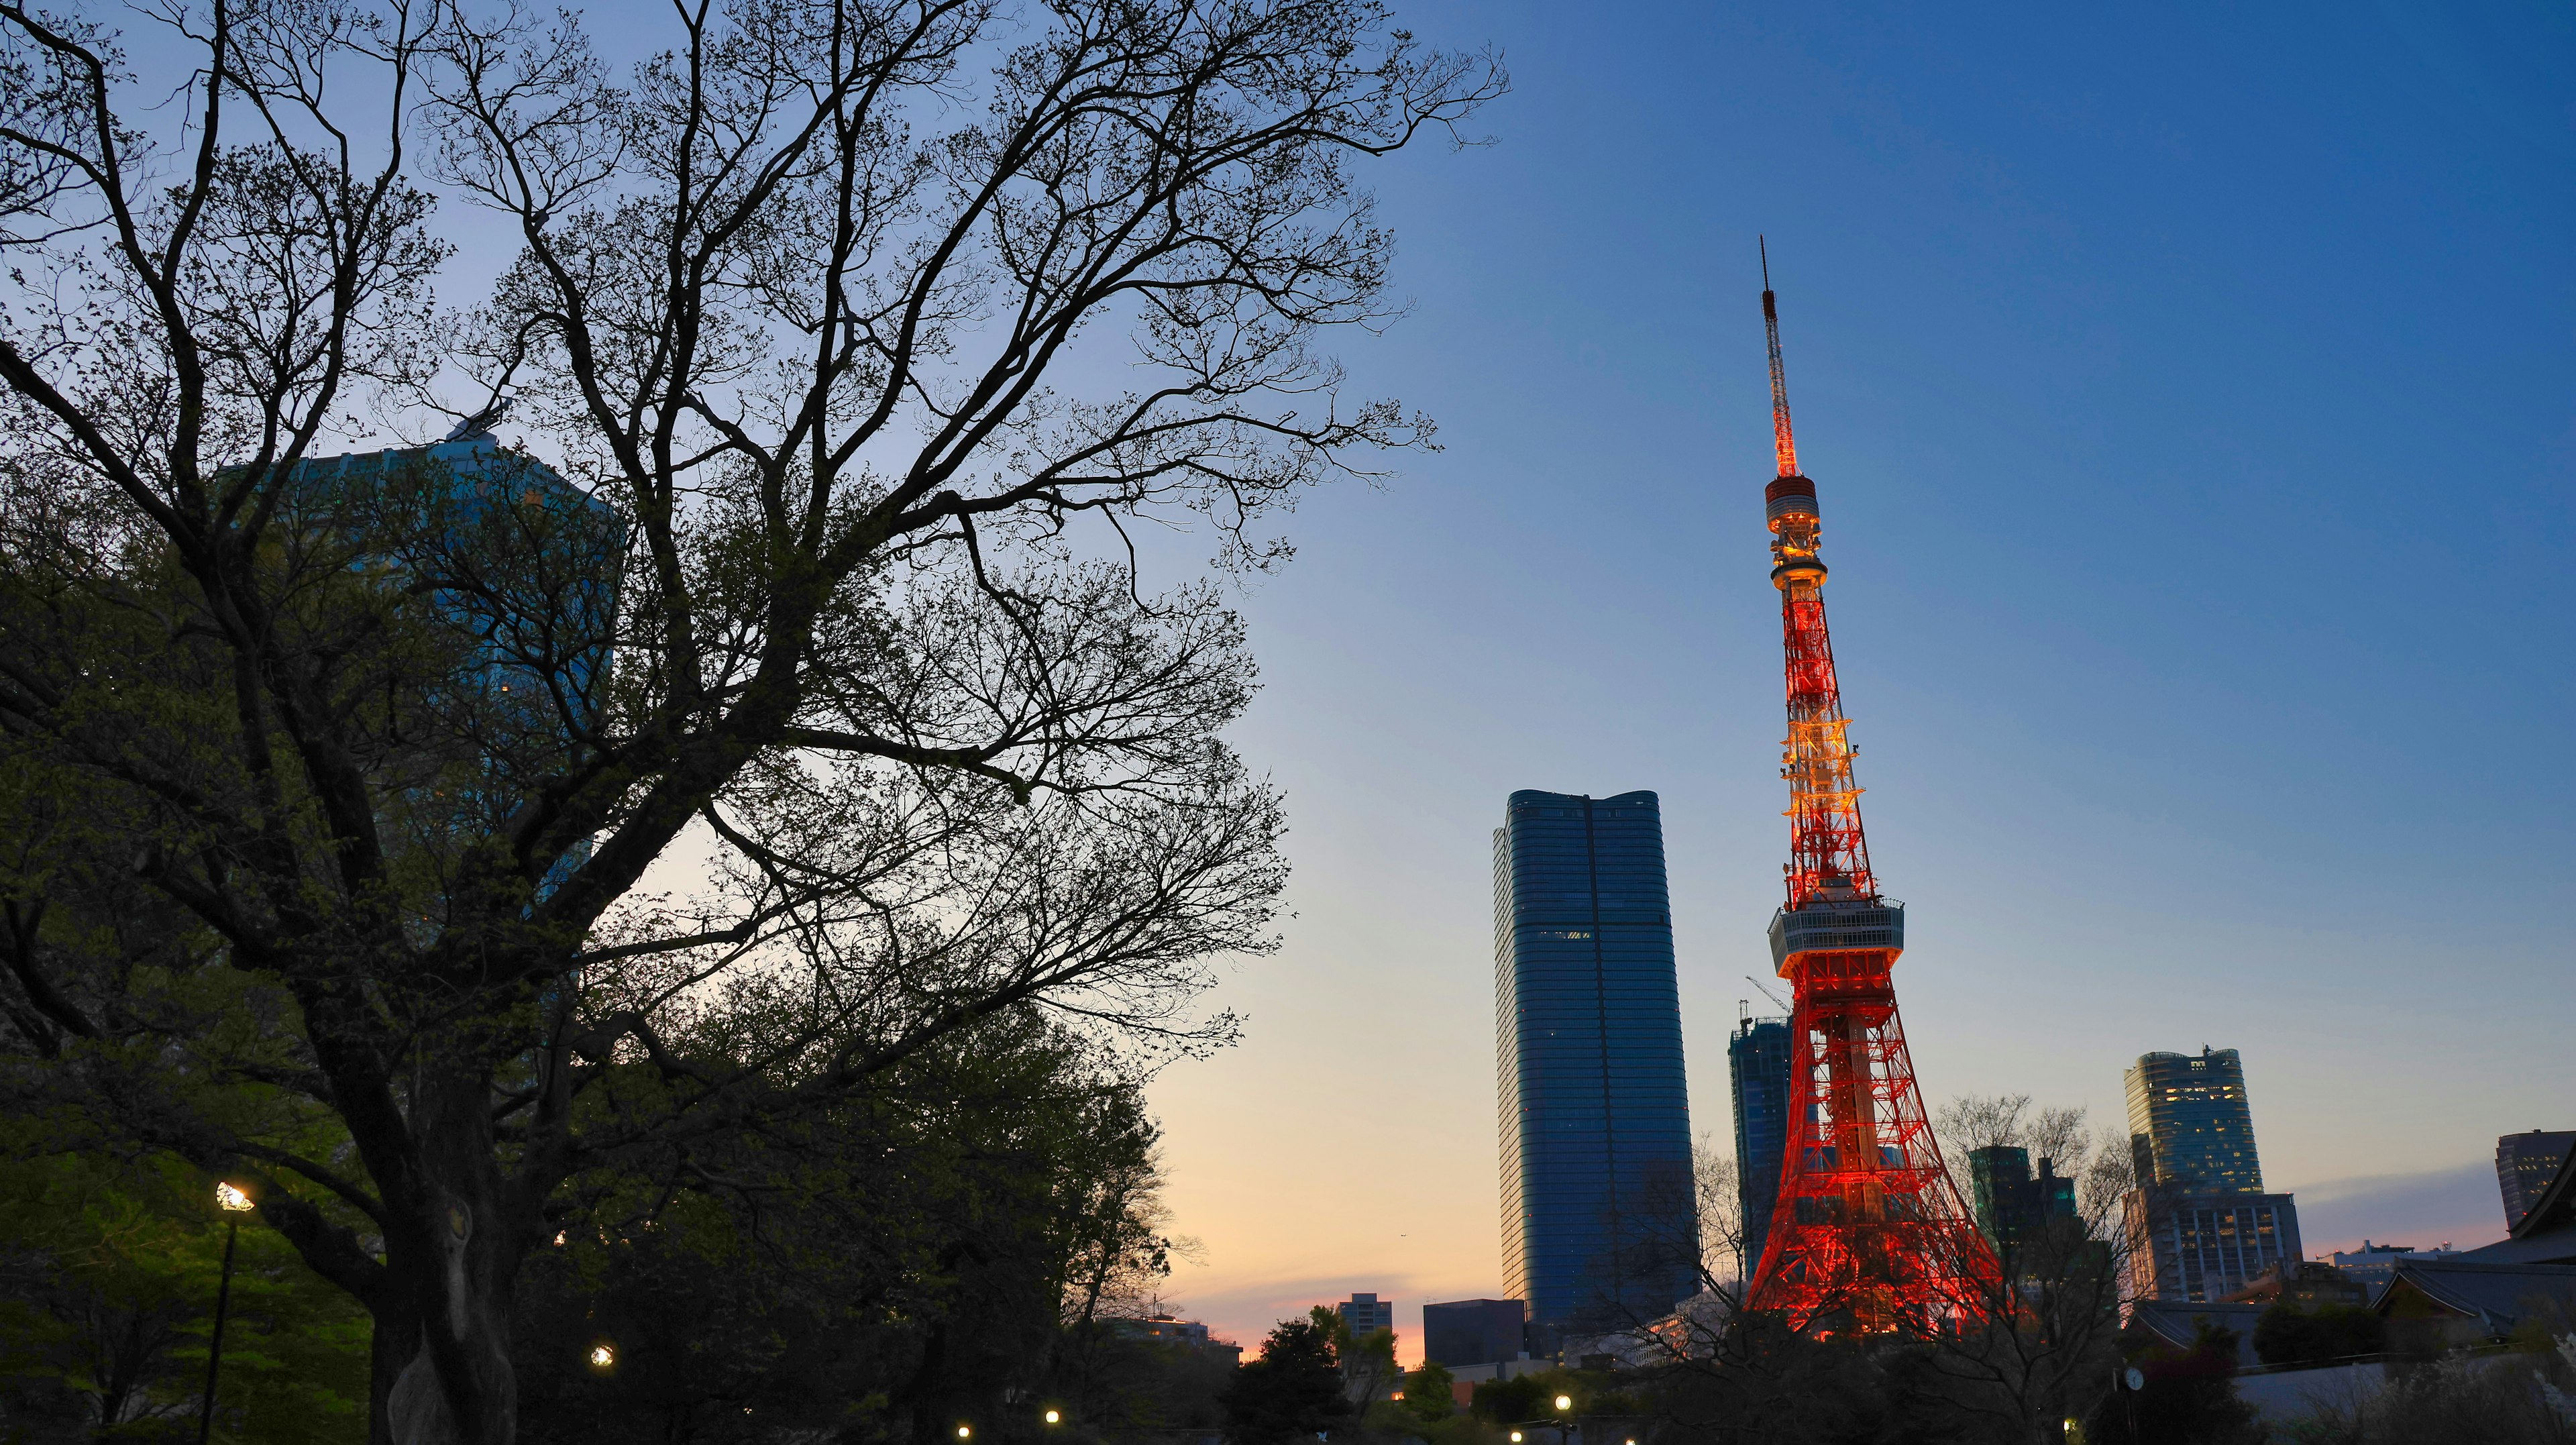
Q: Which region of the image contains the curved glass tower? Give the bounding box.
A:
[1493,789,1697,1345]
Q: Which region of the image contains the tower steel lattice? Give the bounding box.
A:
[1743,244,1998,1334]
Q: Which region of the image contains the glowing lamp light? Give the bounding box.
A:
[1044,1410,1061,1426]
[1554,1395,1573,1412]
[957,1428,971,1440]
[588,1344,614,1368]
[1510,1434,1523,1442]
[215,1181,254,1212]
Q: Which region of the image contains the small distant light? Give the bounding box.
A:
[1044,1410,1061,1425]
[552,1230,568,1246]
[215,1181,254,1212]
[957,1428,971,1440]
[588,1344,614,1368]
[1554,1395,1573,1411]
[1511,1434,1523,1442]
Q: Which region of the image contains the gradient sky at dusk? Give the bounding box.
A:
[1130,0,2576,1361]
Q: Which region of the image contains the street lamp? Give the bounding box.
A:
[1554,1395,1572,1413]
[1044,1410,1062,1426]
[197,1183,256,1445]
[957,1427,972,1440]
[589,1344,616,1369]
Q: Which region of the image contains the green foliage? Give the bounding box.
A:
[2254,1301,2385,1366]
[0,1150,368,1442]
[1401,1360,1458,1422]
[1220,1316,1350,1445]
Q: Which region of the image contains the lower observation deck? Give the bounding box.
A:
[1767,902,1906,972]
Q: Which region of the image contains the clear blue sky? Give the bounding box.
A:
[1142,0,2576,1354]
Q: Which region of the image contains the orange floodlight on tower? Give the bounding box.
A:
[1743,242,1997,1335]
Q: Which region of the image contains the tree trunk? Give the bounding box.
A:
[369,1295,422,1445]
[372,1067,533,1445]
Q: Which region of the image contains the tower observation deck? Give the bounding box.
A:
[1741,245,1997,1334]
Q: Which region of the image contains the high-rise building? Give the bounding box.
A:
[1334,1292,1395,1339]
[2121,1045,2302,1301]
[2124,1191,2304,1303]
[1493,789,1697,1345]
[1422,1299,1526,1367]
[2498,1131,2576,1230]
[1727,1008,1792,1283]
[2125,1047,2265,1193]
[1967,1146,2077,1247]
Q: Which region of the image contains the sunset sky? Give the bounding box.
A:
[1130,0,2576,1362]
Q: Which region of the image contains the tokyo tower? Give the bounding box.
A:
[1742,245,1998,1334]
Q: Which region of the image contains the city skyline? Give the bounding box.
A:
[11,0,2569,1428]
[1134,0,2573,1362]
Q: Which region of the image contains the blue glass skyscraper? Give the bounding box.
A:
[1727,1010,1792,1283]
[1493,790,1697,1344]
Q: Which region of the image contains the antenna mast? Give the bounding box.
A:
[1760,237,1798,479]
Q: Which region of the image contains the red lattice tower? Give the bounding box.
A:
[1743,244,1998,1335]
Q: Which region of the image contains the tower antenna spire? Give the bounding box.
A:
[1759,237,1798,478]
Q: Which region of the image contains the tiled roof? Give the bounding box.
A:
[2377,1260,2576,1330]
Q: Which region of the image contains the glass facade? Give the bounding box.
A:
[1423,1298,1527,1367]
[1493,790,1696,1342]
[2125,1047,2265,1193]
[1727,1013,1792,1283]
[2123,1190,2304,1302]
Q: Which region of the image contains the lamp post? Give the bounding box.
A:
[197,1183,256,1445]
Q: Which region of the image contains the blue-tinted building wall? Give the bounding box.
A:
[290,433,621,918]
[1493,790,1696,1342]
[1727,1014,1792,1283]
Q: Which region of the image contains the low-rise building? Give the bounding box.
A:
[2221,1260,2369,1309]
[2318,1240,2461,1297]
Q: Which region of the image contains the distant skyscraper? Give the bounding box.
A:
[2123,1045,2302,1301]
[1493,789,1696,1344]
[1422,1299,1526,1367]
[1968,1146,2077,1247]
[1335,1292,1395,1338]
[2498,1131,2576,1230]
[2125,1047,2265,1193]
[1727,1008,1792,1283]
